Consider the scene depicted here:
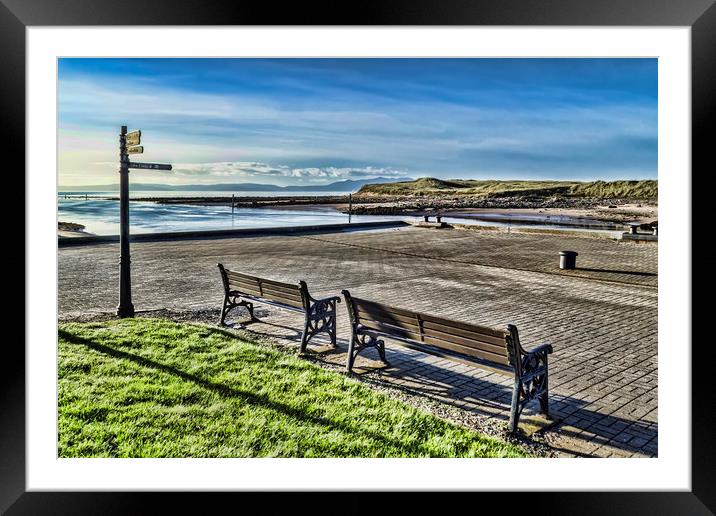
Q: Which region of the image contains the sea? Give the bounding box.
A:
[58,190,405,235]
[58,190,624,236]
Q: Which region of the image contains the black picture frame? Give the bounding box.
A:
[6,0,714,513]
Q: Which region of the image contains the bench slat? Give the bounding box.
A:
[229,276,267,291]
[225,270,261,282]
[358,323,510,366]
[386,339,513,375]
[258,282,303,298]
[225,270,301,295]
[422,335,510,365]
[229,282,262,296]
[353,297,505,341]
[226,274,261,289]
[258,289,304,308]
[238,294,305,313]
[259,277,302,291]
[421,321,508,349]
[228,283,304,308]
[420,313,507,339]
[260,284,302,299]
[358,320,423,342]
[354,307,421,331]
[348,294,512,367]
[224,269,304,308]
[351,297,508,356]
[352,297,418,319]
[252,289,304,308]
[422,326,509,357]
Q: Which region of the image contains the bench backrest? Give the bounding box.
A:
[219,264,307,310]
[343,291,515,371]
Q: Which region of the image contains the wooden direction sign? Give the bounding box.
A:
[125,130,141,146]
[126,146,143,154]
[127,161,172,171]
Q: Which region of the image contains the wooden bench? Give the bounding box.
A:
[218,264,340,352]
[342,290,553,434]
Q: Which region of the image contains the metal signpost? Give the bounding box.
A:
[116,126,172,318]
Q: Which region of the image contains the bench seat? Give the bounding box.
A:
[218,264,340,352]
[342,290,553,434]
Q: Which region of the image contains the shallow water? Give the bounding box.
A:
[58,197,624,237]
[58,190,347,199]
[58,198,403,235]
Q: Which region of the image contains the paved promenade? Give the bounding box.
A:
[58,226,658,457]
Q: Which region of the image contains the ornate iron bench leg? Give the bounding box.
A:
[300,298,339,353]
[346,332,357,372]
[244,301,257,321]
[328,312,338,347]
[538,367,550,419]
[508,379,522,434]
[508,346,552,433]
[346,332,386,373]
[299,315,311,354]
[220,296,257,327]
[376,340,389,366]
[539,391,550,418]
[219,295,235,326]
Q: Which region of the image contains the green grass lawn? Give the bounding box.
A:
[58,318,528,458]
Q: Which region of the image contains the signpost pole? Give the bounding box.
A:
[117,125,135,318]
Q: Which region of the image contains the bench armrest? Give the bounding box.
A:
[308,295,341,316]
[311,295,341,305]
[523,343,553,356]
[516,343,552,382]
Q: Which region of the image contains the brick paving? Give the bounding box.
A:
[58,226,658,457]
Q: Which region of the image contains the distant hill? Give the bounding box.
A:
[59,176,414,193]
[356,178,658,200]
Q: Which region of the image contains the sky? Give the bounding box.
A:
[58,58,657,187]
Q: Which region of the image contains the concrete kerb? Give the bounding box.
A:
[57,220,411,247]
[449,223,624,240]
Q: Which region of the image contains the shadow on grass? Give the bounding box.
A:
[311,335,657,458]
[218,315,338,352]
[58,329,492,457]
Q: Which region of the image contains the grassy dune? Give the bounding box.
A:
[357,177,657,200]
[58,318,528,458]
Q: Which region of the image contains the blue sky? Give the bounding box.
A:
[58,58,657,186]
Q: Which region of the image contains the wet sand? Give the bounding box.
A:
[270,202,657,225]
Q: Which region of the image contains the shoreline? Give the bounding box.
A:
[89,194,657,225]
[58,221,94,238]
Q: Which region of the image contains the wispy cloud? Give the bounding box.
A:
[93,160,407,183]
[58,58,657,186]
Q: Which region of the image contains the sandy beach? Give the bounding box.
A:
[445,203,658,225]
[244,200,658,225]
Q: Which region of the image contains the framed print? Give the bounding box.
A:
[7,0,714,513]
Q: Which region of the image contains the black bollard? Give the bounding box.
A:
[559,251,578,270]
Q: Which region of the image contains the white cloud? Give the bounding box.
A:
[87,160,407,183]
[167,161,407,181]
